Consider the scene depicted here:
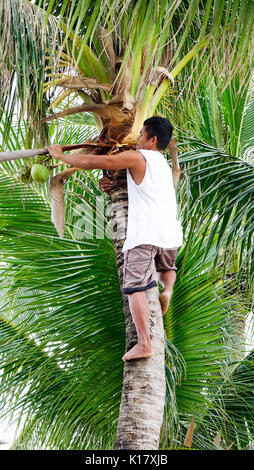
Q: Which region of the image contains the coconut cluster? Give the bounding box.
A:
[31,163,49,183]
[19,154,51,185]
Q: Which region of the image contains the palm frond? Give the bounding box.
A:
[174,138,254,302]
[0,0,253,450]
[196,350,254,449]
[240,86,254,162]
[166,68,254,158]
[160,220,250,449]
[0,169,124,449]
[0,141,253,449]
[1,0,253,145]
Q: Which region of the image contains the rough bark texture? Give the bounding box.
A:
[109,169,166,450]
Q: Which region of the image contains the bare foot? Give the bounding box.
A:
[122,343,154,362]
[159,289,173,316]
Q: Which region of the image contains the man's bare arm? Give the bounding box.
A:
[46,145,140,171]
[167,139,181,190]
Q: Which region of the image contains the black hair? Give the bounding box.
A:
[143,116,173,150]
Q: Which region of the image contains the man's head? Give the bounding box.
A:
[136,116,173,151]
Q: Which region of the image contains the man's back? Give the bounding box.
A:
[122,148,183,253]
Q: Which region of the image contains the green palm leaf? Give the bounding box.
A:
[0,0,253,450]
[0,170,124,449]
[1,1,253,146]
[0,164,250,449]
[240,90,254,162]
[196,350,254,449]
[175,139,254,300]
[160,220,250,449]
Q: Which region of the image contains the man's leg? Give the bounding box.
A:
[122,291,154,362]
[158,270,176,315]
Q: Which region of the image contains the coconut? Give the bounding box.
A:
[31,164,49,183]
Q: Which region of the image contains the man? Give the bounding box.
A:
[47,116,183,362]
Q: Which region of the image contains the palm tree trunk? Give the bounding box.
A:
[109,170,166,450]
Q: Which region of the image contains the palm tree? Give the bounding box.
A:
[0,0,254,449]
[0,95,254,449]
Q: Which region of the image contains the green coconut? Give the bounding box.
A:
[31,164,49,183]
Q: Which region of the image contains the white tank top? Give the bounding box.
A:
[122,148,183,252]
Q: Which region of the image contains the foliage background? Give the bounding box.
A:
[0,0,254,450]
